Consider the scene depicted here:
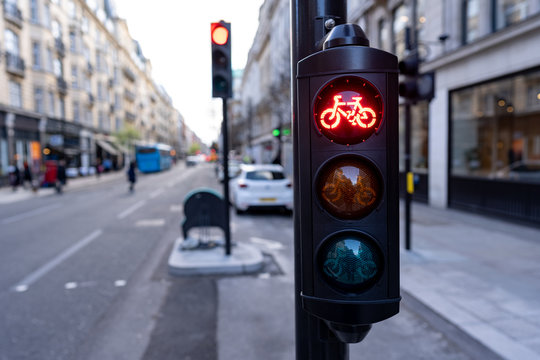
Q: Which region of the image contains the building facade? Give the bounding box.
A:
[236,0,540,224]
[0,0,185,184]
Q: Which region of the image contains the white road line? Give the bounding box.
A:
[11,229,103,292]
[149,188,164,199]
[117,200,146,219]
[1,203,62,225]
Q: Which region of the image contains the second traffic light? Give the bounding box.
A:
[297,24,400,343]
[211,21,232,98]
[398,54,435,102]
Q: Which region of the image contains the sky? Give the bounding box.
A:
[113,0,265,145]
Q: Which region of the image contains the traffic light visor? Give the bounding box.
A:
[319,232,383,292]
[314,76,383,145]
[317,156,382,219]
[211,24,229,45]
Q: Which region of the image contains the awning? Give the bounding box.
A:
[96,139,119,156]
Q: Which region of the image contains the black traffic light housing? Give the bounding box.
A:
[211,21,232,99]
[297,24,400,343]
[398,54,434,102]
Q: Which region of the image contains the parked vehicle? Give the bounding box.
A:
[135,143,173,173]
[217,160,242,182]
[229,164,293,214]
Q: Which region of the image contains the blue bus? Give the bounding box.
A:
[135,143,173,173]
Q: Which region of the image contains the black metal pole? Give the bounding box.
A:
[404,100,412,250]
[222,97,231,256]
[292,0,348,359]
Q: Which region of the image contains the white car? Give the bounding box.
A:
[229,164,293,214]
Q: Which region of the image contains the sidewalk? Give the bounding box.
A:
[402,203,540,360]
[0,171,125,204]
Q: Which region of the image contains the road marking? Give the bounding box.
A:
[135,218,165,227]
[65,282,78,290]
[250,237,284,250]
[149,188,164,199]
[11,229,103,292]
[1,203,62,225]
[170,204,183,212]
[117,200,146,219]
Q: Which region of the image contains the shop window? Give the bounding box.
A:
[451,68,540,183]
[399,102,429,173]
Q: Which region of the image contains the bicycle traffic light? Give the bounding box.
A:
[398,54,434,102]
[211,21,232,98]
[296,24,400,343]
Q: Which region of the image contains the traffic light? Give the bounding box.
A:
[211,21,232,98]
[398,54,435,102]
[272,127,281,137]
[296,24,400,343]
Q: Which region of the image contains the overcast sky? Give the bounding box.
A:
[113,0,265,145]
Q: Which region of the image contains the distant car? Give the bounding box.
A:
[229,164,293,214]
[495,160,540,182]
[186,156,199,167]
[217,160,242,182]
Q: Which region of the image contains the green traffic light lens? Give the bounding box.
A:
[319,232,382,293]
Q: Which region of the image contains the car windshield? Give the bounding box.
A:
[246,170,285,180]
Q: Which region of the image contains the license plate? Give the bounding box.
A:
[260,198,276,202]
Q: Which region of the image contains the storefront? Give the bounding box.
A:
[449,67,540,223]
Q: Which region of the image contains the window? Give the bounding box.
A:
[377,19,390,52]
[463,0,480,44]
[34,87,44,113]
[48,91,55,116]
[52,20,62,39]
[43,4,51,28]
[494,0,529,30]
[69,31,77,52]
[59,98,66,119]
[5,29,20,56]
[53,57,63,77]
[67,0,76,18]
[32,41,41,69]
[9,81,22,108]
[30,0,40,23]
[47,48,53,72]
[73,101,80,122]
[451,68,540,183]
[392,4,409,59]
[71,65,78,88]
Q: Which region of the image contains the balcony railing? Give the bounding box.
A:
[57,77,68,95]
[5,52,25,77]
[3,1,22,28]
[124,89,136,102]
[125,111,136,121]
[55,38,65,57]
[123,66,136,82]
[86,62,94,75]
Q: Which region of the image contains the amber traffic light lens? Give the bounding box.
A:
[313,76,383,145]
[317,156,382,219]
[319,232,383,292]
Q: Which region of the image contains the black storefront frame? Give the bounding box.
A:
[448,66,540,227]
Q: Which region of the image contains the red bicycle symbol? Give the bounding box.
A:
[319,95,377,130]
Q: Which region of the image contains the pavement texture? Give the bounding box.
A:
[401,203,540,360]
[2,174,539,360]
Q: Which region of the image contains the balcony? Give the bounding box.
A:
[55,38,65,58]
[125,111,136,122]
[123,66,136,82]
[86,62,94,75]
[3,1,22,28]
[57,77,68,95]
[124,89,136,102]
[5,52,25,77]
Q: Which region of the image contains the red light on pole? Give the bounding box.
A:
[314,76,383,145]
[211,24,229,45]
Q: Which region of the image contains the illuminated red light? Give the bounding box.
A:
[211,25,229,45]
[314,77,383,145]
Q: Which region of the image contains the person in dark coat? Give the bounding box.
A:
[56,159,67,194]
[23,161,33,189]
[127,161,136,193]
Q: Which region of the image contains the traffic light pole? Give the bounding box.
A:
[292,0,349,359]
[222,97,231,256]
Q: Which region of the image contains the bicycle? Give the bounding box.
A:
[319,95,377,130]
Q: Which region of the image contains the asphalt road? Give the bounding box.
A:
[0,163,499,360]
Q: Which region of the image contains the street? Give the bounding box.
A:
[1,164,500,360]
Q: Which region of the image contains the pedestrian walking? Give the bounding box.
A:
[22,161,33,189]
[8,161,20,191]
[56,159,67,194]
[127,161,137,193]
